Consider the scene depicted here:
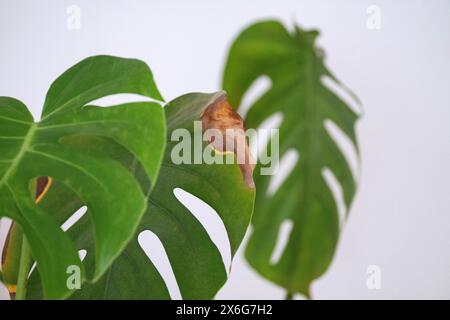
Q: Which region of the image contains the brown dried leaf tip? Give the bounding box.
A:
[201,93,256,188]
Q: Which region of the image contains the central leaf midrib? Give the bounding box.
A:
[282,40,323,288]
[0,123,37,189]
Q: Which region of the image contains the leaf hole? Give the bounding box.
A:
[324,119,359,181]
[0,218,13,263]
[321,75,362,115]
[173,188,232,273]
[322,167,346,227]
[61,206,87,232]
[250,112,283,163]
[138,230,182,300]
[237,76,272,118]
[267,149,299,196]
[78,249,87,261]
[270,219,294,265]
[86,93,161,108]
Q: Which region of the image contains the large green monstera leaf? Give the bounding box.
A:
[0,55,166,299]
[27,92,255,299]
[223,21,360,297]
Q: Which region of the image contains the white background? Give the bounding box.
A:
[1,0,449,299]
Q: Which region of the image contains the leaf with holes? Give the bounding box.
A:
[26,92,255,299]
[223,20,361,297]
[0,55,166,299]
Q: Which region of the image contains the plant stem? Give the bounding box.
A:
[285,291,293,300]
[15,235,32,300]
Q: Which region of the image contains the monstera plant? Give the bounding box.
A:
[0,19,360,300]
[0,56,254,299]
[223,20,361,299]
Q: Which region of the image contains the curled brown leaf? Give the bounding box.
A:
[201,94,255,188]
